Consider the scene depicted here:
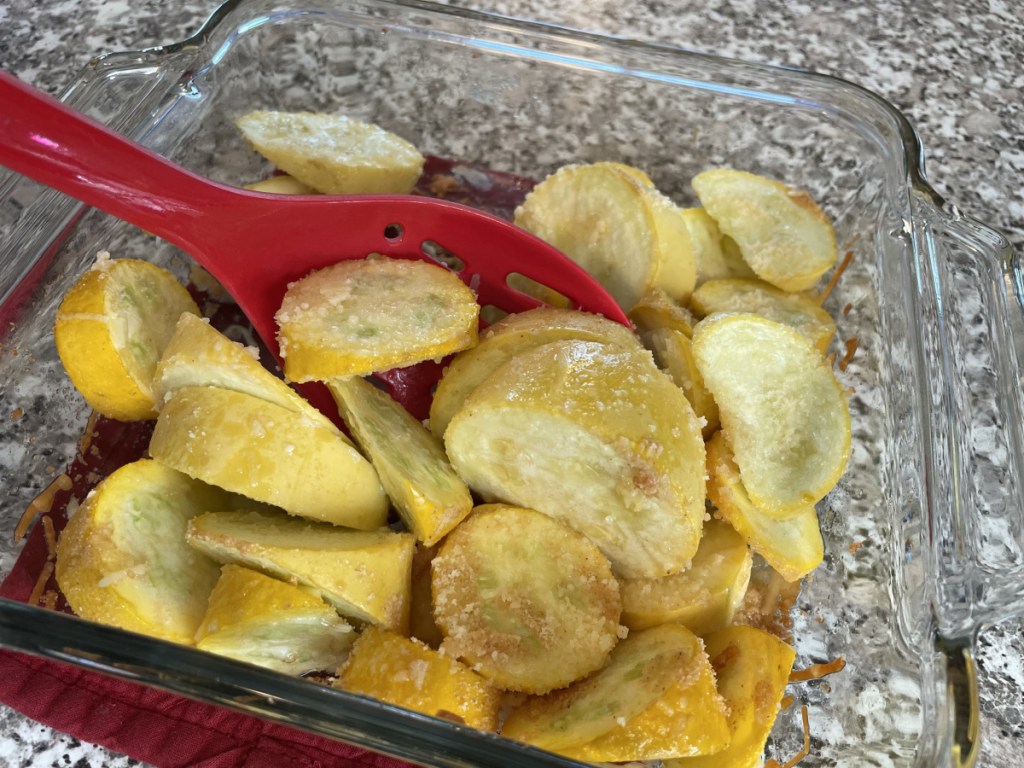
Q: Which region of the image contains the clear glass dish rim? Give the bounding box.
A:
[120,0,999,230]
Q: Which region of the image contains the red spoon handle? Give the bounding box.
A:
[0,71,229,252]
[0,70,630,333]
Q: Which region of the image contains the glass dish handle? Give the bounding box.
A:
[918,197,1024,635]
[921,202,1019,768]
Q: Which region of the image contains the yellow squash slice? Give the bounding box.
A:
[444,339,706,579]
[431,504,621,694]
[691,313,850,517]
[186,509,414,632]
[276,257,479,382]
[54,254,200,421]
[429,307,643,439]
[691,168,837,292]
[408,543,443,648]
[599,161,656,187]
[637,325,719,438]
[665,625,796,768]
[620,517,753,635]
[514,162,696,311]
[195,564,355,675]
[149,385,387,529]
[338,626,501,731]
[329,376,472,546]
[559,625,730,762]
[55,459,227,645]
[626,289,715,431]
[235,110,424,195]
[628,287,696,338]
[501,623,727,757]
[690,277,836,354]
[154,312,345,439]
[679,208,756,286]
[244,174,315,194]
[705,431,824,582]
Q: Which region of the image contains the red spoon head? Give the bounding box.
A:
[193,191,629,421]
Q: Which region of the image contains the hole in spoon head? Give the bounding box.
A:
[384,223,404,241]
[480,304,509,325]
[421,240,465,272]
[505,271,571,309]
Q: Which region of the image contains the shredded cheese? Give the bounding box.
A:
[838,337,859,372]
[14,473,72,544]
[29,561,55,607]
[765,704,811,768]
[77,411,100,456]
[816,250,854,306]
[789,657,847,682]
[42,515,57,560]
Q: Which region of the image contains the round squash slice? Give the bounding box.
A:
[276,257,479,382]
[514,163,695,311]
[444,338,706,579]
[235,110,424,195]
[691,168,837,292]
[431,504,622,694]
[691,313,850,517]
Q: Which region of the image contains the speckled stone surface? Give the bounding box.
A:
[0,0,1022,766]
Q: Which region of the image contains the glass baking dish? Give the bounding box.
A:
[1,0,1021,765]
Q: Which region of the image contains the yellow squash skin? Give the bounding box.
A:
[55,256,199,421]
[430,307,644,439]
[337,626,501,731]
[149,385,387,529]
[195,564,354,676]
[187,509,414,632]
[664,625,796,768]
[55,459,227,645]
[330,376,472,547]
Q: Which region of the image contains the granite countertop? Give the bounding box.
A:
[1,0,1022,766]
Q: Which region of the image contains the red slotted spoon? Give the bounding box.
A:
[0,72,627,418]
